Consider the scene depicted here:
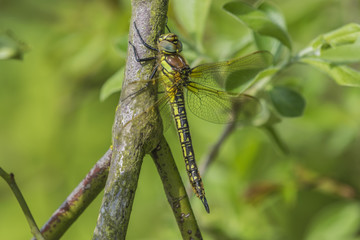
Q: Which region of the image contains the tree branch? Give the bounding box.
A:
[93,0,169,239]
[151,136,203,239]
[33,148,112,240]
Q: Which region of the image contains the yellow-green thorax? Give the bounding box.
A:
[157,33,189,90]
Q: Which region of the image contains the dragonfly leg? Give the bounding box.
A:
[149,64,158,79]
[121,81,154,102]
[128,41,157,63]
[164,17,171,33]
[165,25,171,33]
[133,22,158,52]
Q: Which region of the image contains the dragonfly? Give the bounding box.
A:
[128,23,273,213]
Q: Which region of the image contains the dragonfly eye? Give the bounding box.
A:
[158,33,183,54]
[176,40,183,52]
[158,40,180,54]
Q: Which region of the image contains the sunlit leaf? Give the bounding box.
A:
[301,58,360,87]
[100,67,124,101]
[239,0,264,8]
[254,2,287,57]
[259,2,287,30]
[269,86,306,117]
[0,30,30,60]
[300,23,360,58]
[223,1,292,49]
[298,24,360,86]
[315,43,360,63]
[310,23,360,51]
[254,32,283,57]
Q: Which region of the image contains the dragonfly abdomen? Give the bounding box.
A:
[169,89,210,213]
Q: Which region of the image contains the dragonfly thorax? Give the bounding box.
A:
[160,54,190,88]
[158,33,183,54]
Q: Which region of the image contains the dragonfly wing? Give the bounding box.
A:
[121,78,172,131]
[189,51,273,91]
[185,82,261,124]
[157,91,174,132]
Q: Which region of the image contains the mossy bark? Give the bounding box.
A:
[92,0,169,239]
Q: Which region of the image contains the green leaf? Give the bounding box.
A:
[309,23,360,51]
[305,202,360,240]
[253,2,287,57]
[172,0,211,50]
[301,58,360,87]
[300,23,360,58]
[0,30,30,60]
[315,43,360,63]
[223,1,292,49]
[99,67,124,101]
[239,0,264,8]
[298,24,360,87]
[258,2,287,30]
[269,86,306,117]
[254,30,283,56]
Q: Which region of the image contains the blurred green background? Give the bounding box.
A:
[1,0,360,239]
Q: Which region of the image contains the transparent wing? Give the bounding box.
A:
[123,51,270,126]
[189,51,273,90]
[120,79,170,126]
[186,82,261,124]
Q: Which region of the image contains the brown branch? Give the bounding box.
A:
[151,136,203,240]
[33,148,112,240]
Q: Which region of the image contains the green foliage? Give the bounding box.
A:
[300,58,360,87]
[223,1,292,50]
[172,0,212,51]
[299,23,360,87]
[1,0,360,240]
[306,23,360,53]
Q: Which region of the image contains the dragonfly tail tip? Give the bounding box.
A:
[201,196,210,213]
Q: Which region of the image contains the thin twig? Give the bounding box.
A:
[200,122,237,175]
[0,168,45,240]
[186,122,236,196]
[263,125,290,155]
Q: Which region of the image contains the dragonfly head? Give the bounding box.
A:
[158,33,183,54]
